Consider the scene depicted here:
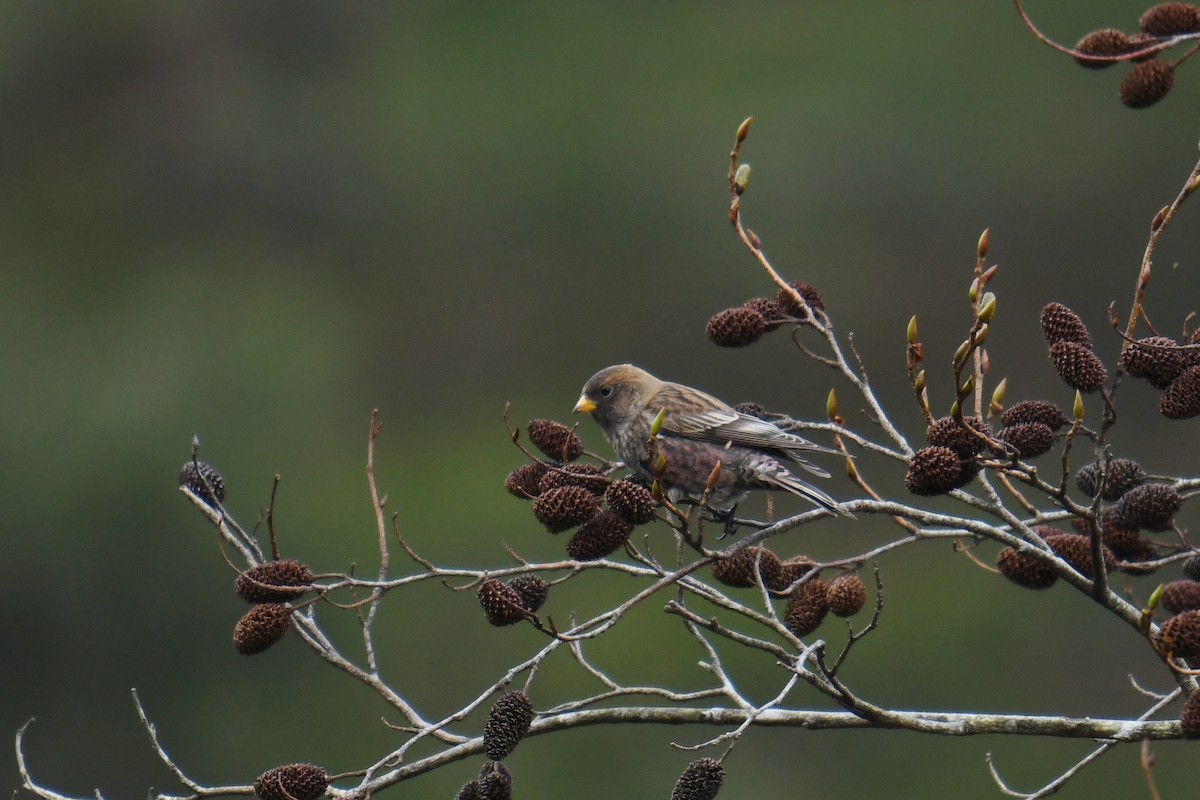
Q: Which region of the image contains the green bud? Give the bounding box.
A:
[906,315,919,344]
[991,377,1007,408]
[650,408,666,436]
[1147,583,1163,610]
[735,116,753,143]
[977,292,997,323]
[953,338,972,366]
[734,163,751,195]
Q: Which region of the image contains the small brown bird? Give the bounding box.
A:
[574,364,849,519]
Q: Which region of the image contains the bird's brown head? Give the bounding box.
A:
[573,364,660,435]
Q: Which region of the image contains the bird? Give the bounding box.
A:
[573,364,850,520]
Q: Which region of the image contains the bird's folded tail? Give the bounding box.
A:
[769,469,855,518]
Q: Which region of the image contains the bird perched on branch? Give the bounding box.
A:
[573,364,850,520]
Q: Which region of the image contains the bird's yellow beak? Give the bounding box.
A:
[573,395,596,414]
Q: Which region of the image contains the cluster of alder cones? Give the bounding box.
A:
[704,279,825,348]
[1153,555,1200,738]
[179,462,330,800]
[905,300,1198,497]
[1070,2,1200,108]
[180,460,318,656]
[505,419,659,561]
[709,544,868,638]
[451,691,535,799]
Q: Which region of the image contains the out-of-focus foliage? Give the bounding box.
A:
[3,2,1197,797]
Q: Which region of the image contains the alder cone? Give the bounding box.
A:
[484,692,535,761]
[1049,341,1107,393]
[254,764,328,800]
[670,758,725,800]
[235,560,314,603]
[233,603,292,655]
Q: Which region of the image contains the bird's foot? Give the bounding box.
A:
[705,505,740,538]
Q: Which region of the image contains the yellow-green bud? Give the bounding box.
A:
[1147,582,1163,611]
[650,408,666,436]
[733,164,751,195]
[736,116,752,143]
[991,377,1007,407]
[978,292,997,323]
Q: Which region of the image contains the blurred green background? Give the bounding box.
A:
[4,2,1199,797]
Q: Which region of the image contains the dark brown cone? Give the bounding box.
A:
[784,579,829,637]
[254,763,329,800]
[537,463,609,496]
[179,460,225,505]
[1000,400,1070,431]
[235,560,315,603]
[1182,691,1200,739]
[1046,533,1117,578]
[477,578,527,627]
[778,556,819,589]
[477,761,513,800]
[671,758,725,800]
[826,574,866,617]
[504,463,547,499]
[1120,60,1175,108]
[1139,3,1200,35]
[531,485,600,533]
[1184,555,1200,581]
[743,297,787,329]
[507,574,549,613]
[996,547,1059,590]
[1162,580,1200,614]
[1049,341,1108,393]
[1075,458,1147,500]
[996,423,1056,458]
[233,603,292,655]
[604,479,658,524]
[484,692,535,761]
[1156,610,1200,660]
[1119,336,1185,389]
[904,446,966,496]
[1074,28,1137,68]
[455,781,483,800]
[775,280,825,315]
[1099,511,1150,560]
[1159,365,1200,419]
[526,419,584,462]
[565,510,632,561]
[1113,483,1182,531]
[733,401,768,419]
[710,546,784,590]
[1040,303,1092,347]
[705,306,767,347]
[1113,539,1161,573]
[925,415,991,457]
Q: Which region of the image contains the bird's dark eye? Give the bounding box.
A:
[600,386,614,398]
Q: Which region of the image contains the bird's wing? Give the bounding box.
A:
[650,384,837,478]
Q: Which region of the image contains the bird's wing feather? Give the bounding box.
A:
[650,384,837,476]
[749,458,852,517]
